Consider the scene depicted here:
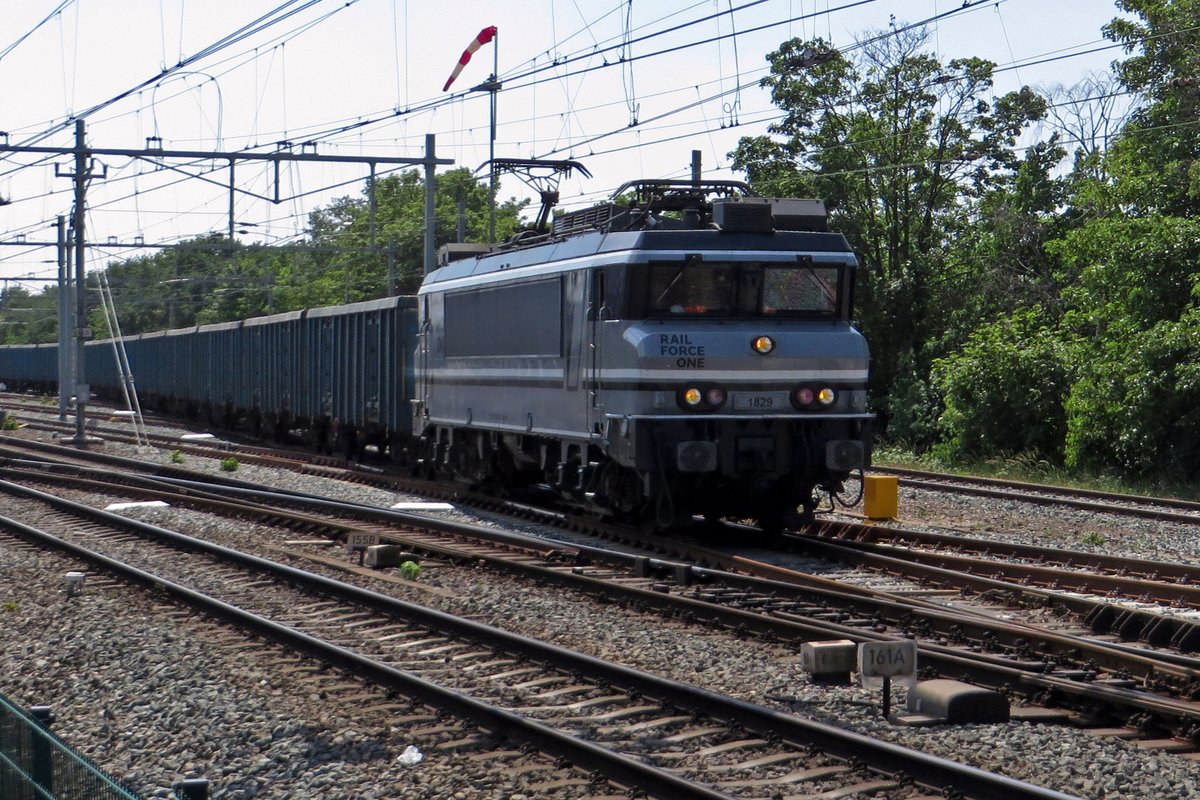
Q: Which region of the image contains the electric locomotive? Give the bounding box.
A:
[414,179,872,532]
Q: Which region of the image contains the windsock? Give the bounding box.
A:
[443,26,498,92]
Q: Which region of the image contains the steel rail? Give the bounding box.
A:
[807,519,1200,585]
[808,531,1200,607]
[871,467,1200,523]
[0,478,1078,800]
[11,458,1200,714]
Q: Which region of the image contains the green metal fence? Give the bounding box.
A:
[0,692,142,800]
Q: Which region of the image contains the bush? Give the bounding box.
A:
[931,306,1074,462]
[1064,312,1200,480]
[219,457,239,472]
[878,353,940,451]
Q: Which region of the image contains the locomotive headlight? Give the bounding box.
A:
[752,335,775,354]
[794,387,815,406]
[817,387,837,406]
[705,387,726,407]
[682,387,704,407]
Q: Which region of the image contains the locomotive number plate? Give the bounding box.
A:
[732,391,789,411]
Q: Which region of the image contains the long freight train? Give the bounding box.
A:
[0,179,873,532]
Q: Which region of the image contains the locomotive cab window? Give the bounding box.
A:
[648,264,735,315]
[639,260,847,319]
[761,264,839,315]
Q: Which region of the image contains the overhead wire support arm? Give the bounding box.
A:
[7,134,454,250]
[1,141,454,167]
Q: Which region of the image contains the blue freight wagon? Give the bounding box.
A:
[0,297,419,459]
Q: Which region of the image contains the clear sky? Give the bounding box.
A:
[0,0,1128,288]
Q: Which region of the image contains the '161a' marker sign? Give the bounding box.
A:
[858,640,917,718]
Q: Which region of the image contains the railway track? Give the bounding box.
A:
[9,442,1200,753]
[9,401,1200,762]
[10,399,1200,534]
[11,398,1199,531]
[870,465,1200,526]
[796,521,1200,611]
[0,475,1074,800]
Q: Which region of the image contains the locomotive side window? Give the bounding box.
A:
[762,265,839,315]
[444,277,563,357]
[648,264,735,315]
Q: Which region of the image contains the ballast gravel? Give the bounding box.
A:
[2,427,1200,798]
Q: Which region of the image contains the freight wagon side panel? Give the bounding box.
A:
[193,321,242,408]
[244,311,304,418]
[0,343,58,390]
[306,297,414,435]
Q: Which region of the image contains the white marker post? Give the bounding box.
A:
[858,639,918,718]
[345,531,380,565]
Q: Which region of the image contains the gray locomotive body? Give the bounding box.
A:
[415,182,872,530]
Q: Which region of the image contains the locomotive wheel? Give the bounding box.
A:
[455,436,495,488]
[494,448,524,496]
[757,495,805,542]
[598,461,641,517]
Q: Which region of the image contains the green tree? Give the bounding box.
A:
[1025,1,1200,480]
[1103,0,1200,214]
[1050,215,1200,477]
[305,167,527,299]
[729,28,1047,430]
[0,284,59,344]
[97,234,236,332]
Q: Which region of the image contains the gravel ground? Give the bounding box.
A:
[3,420,1200,798]
[0,544,537,799]
[885,482,1200,566]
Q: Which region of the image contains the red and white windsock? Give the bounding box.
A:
[442,26,498,92]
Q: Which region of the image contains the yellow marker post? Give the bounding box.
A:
[863,474,898,519]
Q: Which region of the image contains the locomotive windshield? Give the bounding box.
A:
[649,264,735,315]
[762,264,838,314]
[642,261,844,318]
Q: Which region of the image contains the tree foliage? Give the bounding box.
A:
[1051,215,1200,477]
[1103,0,1200,214]
[0,285,58,344]
[730,28,1048,425]
[931,306,1076,462]
[732,8,1200,484]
